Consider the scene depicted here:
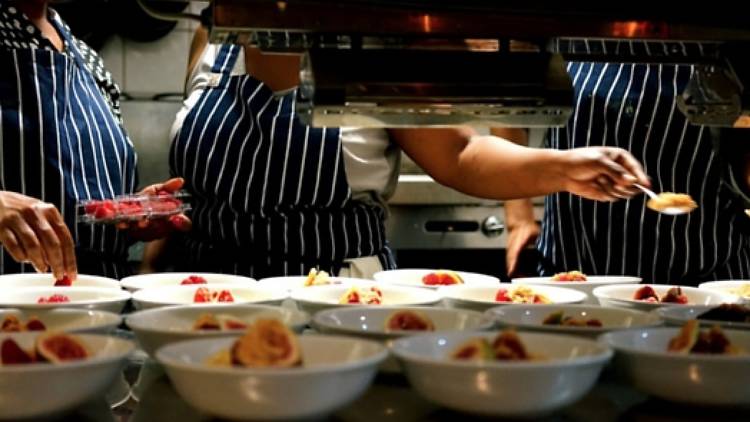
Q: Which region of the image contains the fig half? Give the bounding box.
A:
[35,333,89,363]
[384,310,435,331]
[451,338,493,361]
[231,319,302,368]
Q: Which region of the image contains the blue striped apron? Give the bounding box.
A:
[170,44,394,278]
[537,40,750,285]
[0,18,137,278]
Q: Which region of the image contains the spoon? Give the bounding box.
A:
[634,184,696,215]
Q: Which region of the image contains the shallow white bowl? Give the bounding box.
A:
[290,284,442,315]
[440,284,587,312]
[0,273,121,289]
[655,305,750,330]
[120,272,255,292]
[131,284,288,310]
[391,331,612,417]
[601,327,750,405]
[698,280,750,303]
[157,335,387,420]
[593,284,736,311]
[512,275,641,303]
[0,308,121,334]
[0,287,130,313]
[256,276,365,292]
[126,304,310,356]
[373,269,499,290]
[0,332,134,419]
[486,304,663,338]
[313,306,494,340]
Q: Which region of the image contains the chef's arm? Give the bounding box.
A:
[389,127,649,201]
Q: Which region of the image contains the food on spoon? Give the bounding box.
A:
[339,286,383,305]
[37,294,70,304]
[53,275,72,287]
[181,275,207,285]
[205,319,301,368]
[193,287,235,303]
[384,310,435,331]
[1,315,46,332]
[542,310,603,327]
[495,286,550,304]
[193,313,249,331]
[698,304,750,323]
[422,270,464,286]
[551,271,587,282]
[667,320,743,355]
[646,192,698,213]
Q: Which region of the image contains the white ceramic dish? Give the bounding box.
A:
[655,304,750,330]
[698,280,750,303]
[120,272,255,292]
[131,284,287,310]
[601,327,750,405]
[391,331,612,417]
[126,304,310,356]
[593,284,736,311]
[0,287,130,313]
[440,284,587,312]
[0,308,121,334]
[512,275,641,303]
[157,335,387,420]
[256,276,364,292]
[373,269,499,290]
[486,304,663,338]
[290,284,442,315]
[0,332,134,419]
[0,273,121,289]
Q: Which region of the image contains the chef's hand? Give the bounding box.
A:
[0,191,77,280]
[560,147,650,202]
[117,178,192,241]
[504,198,540,276]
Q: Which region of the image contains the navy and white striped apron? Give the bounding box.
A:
[0,18,137,278]
[537,40,750,285]
[170,44,394,278]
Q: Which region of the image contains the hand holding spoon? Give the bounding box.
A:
[634,184,697,215]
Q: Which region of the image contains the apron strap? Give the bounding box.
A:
[210,42,242,88]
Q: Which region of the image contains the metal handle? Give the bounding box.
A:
[482,216,505,237]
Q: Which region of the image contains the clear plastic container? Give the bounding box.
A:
[77,191,191,224]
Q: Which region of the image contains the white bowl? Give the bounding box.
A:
[512,275,641,304]
[0,332,134,419]
[0,287,130,313]
[290,284,442,315]
[0,273,121,289]
[601,327,750,405]
[120,272,255,292]
[391,331,612,417]
[373,269,499,290]
[0,308,121,334]
[486,304,663,338]
[157,335,387,420]
[313,306,495,340]
[126,304,310,356]
[131,284,288,310]
[593,284,736,311]
[256,276,365,292]
[698,280,750,303]
[440,284,587,312]
[655,305,750,330]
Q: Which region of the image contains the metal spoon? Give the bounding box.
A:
[634,184,694,215]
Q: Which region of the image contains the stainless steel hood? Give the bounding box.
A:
[206,0,750,128]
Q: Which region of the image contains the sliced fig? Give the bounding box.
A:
[24,317,46,331]
[35,333,89,363]
[1,315,22,332]
[216,290,234,303]
[54,275,72,287]
[451,338,493,361]
[193,287,212,303]
[667,320,700,353]
[542,311,565,325]
[633,285,659,302]
[193,313,221,330]
[220,317,247,331]
[492,330,530,360]
[181,275,207,285]
[495,288,511,302]
[384,310,435,331]
[661,287,688,304]
[231,319,302,368]
[1,339,35,365]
